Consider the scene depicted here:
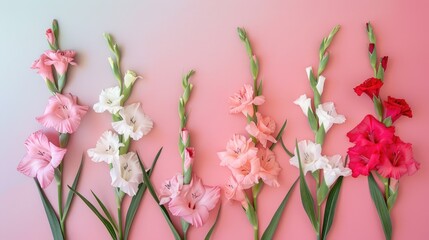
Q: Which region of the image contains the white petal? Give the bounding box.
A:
[113,103,153,141]
[290,140,326,175]
[316,75,326,95]
[110,152,143,196]
[305,66,312,79]
[87,131,123,164]
[93,86,124,114]
[323,155,351,187]
[293,94,312,117]
[316,102,346,132]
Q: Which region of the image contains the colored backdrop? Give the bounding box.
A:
[1,0,428,239]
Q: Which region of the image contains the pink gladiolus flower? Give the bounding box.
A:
[217,134,258,169]
[347,144,381,177]
[383,96,413,123]
[224,176,246,202]
[229,84,265,116]
[159,173,184,205]
[44,50,76,75]
[347,115,395,146]
[245,112,277,148]
[46,29,55,46]
[31,54,55,82]
[17,131,67,188]
[258,148,281,187]
[377,137,420,179]
[184,147,195,172]
[230,155,261,189]
[168,177,220,227]
[36,93,88,133]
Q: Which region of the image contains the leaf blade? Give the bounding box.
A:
[204,204,222,240]
[368,173,392,240]
[62,156,84,222]
[321,176,343,240]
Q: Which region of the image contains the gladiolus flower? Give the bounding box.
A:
[323,155,351,186]
[294,94,312,116]
[111,102,153,140]
[258,148,281,187]
[36,93,88,134]
[87,131,124,164]
[347,115,395,146]
[217,134,258,169]
[17,131,67,188]
[347,144,381,177]
[229,155,261,189]
[31,54,55,82]
[184,147,195,172]
[290,140,327,175]
[245,112,277,148]
[315,102,346,132]
[168,177,220,227]
[159,173,184,205]
[110,152,143,196]
[44,50,76,75]
[353,77,383,99]
[383,96,412,122]
[46,29,55,46]
[93,86,124,114]
[223,176,246,204]
[229,84,265,116]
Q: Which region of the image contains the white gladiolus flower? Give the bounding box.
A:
[294,94,312,116]
[290,140,328,175]
[112,102,153,140]
[110,152,143,196]
[316,102,346,132]
[87,131,124,164]
[323,155,351,187]
[316,75,326,95]
[93,86,124,114]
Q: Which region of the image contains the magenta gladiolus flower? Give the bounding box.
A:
[17,131,67,188]
[44,50,76,75]
[168,177,220,227]
[36,93,88,133]
[31,54,55,82]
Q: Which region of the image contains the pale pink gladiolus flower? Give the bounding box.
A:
[223,176,247,209]
[217,134,258,169]
[46,29,55,46]
[31,54,55,82]
[229,84,265,116]
[36,93,89,134]
[44,50,76,75]
[168,177,220,227]
[230,155,261,189]
[159,173,184,205]
[258,148,281,187]
[245,112,277,148]
[17,131,67,188]
[184,147,195,172]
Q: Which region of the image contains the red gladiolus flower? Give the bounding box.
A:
[353,77,383,99]
[347,115,395,146]
[348,144,381,177]
[377,137,420,179]
[381,56,388,71]
[383,96,412,122]
[369,43,375,54]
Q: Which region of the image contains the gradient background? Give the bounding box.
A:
[1,0,428,239]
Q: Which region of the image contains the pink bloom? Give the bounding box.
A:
[17,131,67,188]
[347,144,381,177]
[258,148,281,187]
[377,137,420,179]
[353,77,383,99]
[159,173,184,205]
[46,29,55,46]
[217,134,258,169]
[184,147,195,172]
[347,115,395,147]
[245,112,277,148]
[383,96,413,123]
[44,50,76,75]
[229,84,265,116]
[229,154,261,189]
[31,54,54,82]
[168,177,220,227]
[36,93,88,133]
[223,176,246,206]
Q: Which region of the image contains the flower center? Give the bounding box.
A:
[121,162,133,181]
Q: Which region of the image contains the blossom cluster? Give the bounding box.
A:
[218,84,281,209]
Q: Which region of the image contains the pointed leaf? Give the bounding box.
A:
[307,108,318,132]
[368,173,392,240]
[91,190,118,231]
[383,117,392,127]
[318,53,329,76]
[296,140,318,232]
[34,179,64,240]
[270,119,287,151]
[321,176,343,240]
[373,96,384,120]
[280,138,294,158]
[387,183,399,211]
[315,124,326,145]
[204,205,222,240]
[257,79,263,96]
[124,148,162,240]
[68,186,117,239]
[62,156,84,222]
[317,179,329,205]
[261,178,298,240]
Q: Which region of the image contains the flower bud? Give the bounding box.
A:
[381,56,388,71]
[124,70,140,88]
[180,128,189,146]
[46,29,56,47]
[184,147,195,172]
[369,43,375,54]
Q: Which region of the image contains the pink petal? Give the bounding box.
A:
[37,164,55,189]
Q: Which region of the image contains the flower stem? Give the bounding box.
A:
[252,187,259,240]
[116,189,124,240]
[57,163,65,237]
[385,178,390,202]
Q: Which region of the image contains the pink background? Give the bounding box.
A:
[1,0,428,239]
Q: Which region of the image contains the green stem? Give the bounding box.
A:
[57,163,64,237]
[385,178,390,202]
[116,190,124,240]
[252,188,259,240]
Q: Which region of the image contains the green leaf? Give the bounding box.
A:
[280,138,294,158]
[244,197,258,227]
[376,62,385,80]
[368,173,392,240]
[204,205,221,240]
[34,179,64,240]
[257,79,263,96]
[307,108,318,132]
[261,178,298,240]
[383,117,392,127]
[321,176,344,240]
[62,156,84,222]
[318,53,329,76]
[269,119,287,151]
[315,124,326,145]
[373,96,384,120]
[387,183,399,211]
[124,148,162,240]
[317,179,329,205]
[250,56,259,80]
[308,68,317,88]
[68,187,117,239]
[139,149,182,240]
[91,191,118,231]
[296,140,318,232]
